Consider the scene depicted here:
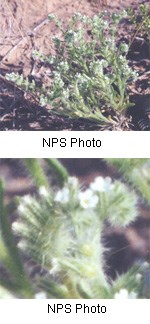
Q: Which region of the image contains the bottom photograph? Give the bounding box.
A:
[0,158,149,299]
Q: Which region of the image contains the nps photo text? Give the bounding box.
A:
[43,137,102,148]
[48,303,106,314]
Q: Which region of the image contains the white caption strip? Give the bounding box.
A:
[0,131,149,158]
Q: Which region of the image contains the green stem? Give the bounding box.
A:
[24,159,49,188]
[0,180,34,298]
[45,159,69,187]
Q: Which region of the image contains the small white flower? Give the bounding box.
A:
[75,73,89,85]
[55,187,70,203]
[34,291,47,299]
[119,43,129,53]
[18,204,27,214]
[62,88,69,99]
[53,72,64,88]
[143,261,149,270]
[64,30,74,42]
[40,95,47,106]
[0,287,16,299]
[103,20,109,28]
[136,273,142,282]
[90,60,108,75]
[59,61,69,71]
[114,289,137,299]
[18,195,33,214]
[22,195,32,205]
[49,258,61,275]
[48,14,55,21]
[78,189,98,209]
[39,186,49,197]
[75,72,82,79]
[17,240,27,251]
[48,55,55,64]
[68,177,78,187]
[72,29,83,42]
[12,222,22,233]
[90,176,113,192]
[82,15,90,24]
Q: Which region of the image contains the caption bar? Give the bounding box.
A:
[0,131,149,157]
[0,300,149,324]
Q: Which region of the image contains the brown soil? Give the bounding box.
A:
[0,0,149,130]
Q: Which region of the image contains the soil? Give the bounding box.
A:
[0,158,149,279]
[0,0,150,130]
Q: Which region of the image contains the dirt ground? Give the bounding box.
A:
[0,0,140,69]
[0,0,150,130]
[0,158,149,278]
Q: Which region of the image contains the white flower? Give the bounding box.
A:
[62,88,69,99]
[64,30,74,42]
[39,186,49,197]
[82,15,91,24]
[18,204,27,214]
[119,43,129,54]
[34,291,47,299]
[48,14,55,21]
[12,222,23,233]
[68,177,78,187]
[22,195,32,205]
[53,72,64,87]
[59,61,69,72]
[114,289,137,299]
[49,258,61,275]
[55,187,70,203]
[17,240,27,251]
[0,287,16,299]
[18,195,33,214]
[142,261,149,270]
[90,60,108,75]
[90,176,113,192]
[136,273,142,282]
[78,189,98,209]
[40,95,47,106]
[48,55,55,64]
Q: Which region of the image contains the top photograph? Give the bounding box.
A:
[0,0,149,131]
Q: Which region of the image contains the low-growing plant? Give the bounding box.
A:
[0,159,149,298]
[6,10,140,130]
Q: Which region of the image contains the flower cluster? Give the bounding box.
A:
[15,176,133,234]
[72,12,91,25]
[53,72,64,88]
[92,15,109,30]
[57,61,69,73]
[53,176,114,209]
[114,289,137,299]
[35,175,137,228]
[89,60,108,76]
